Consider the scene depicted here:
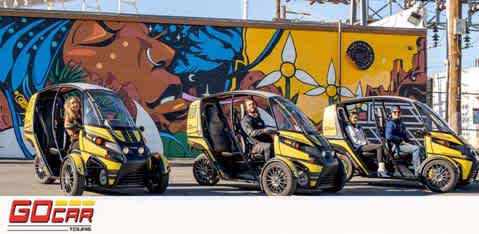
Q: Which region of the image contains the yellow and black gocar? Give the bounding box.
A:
[323,96,479,193]
[23,83,170,195]
[187,90,345,196]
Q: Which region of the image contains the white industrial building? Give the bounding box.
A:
[430,66,479,147]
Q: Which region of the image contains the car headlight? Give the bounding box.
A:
[138,146,145,155]
[122,147,130,155]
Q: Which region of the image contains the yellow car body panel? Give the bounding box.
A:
[300,160,323,174]
[23,92,38,136]
[112,130,126,142]
[430,132,463,145]
[329,139,369,176]
[278,142,310,162]
[273,156,299,177]
[322,105,341,138]
[454,158,473,180]
[278,130,314,146]
[425,132,472,180]
[69,152,85,175]
[80,132,108,159]
[186,100,203,138]
[84,125,114,142]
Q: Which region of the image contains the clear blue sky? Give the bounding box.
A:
[26,0,479,74]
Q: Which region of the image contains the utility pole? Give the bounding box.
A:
[359,0,367,26]
[350,0,357,25]
[276,0,281,20]
[447,0,462,134]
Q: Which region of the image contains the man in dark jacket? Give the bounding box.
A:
[241,99,276,161]
[385,105,423,175]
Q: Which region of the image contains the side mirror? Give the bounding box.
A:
[139,126,145,132]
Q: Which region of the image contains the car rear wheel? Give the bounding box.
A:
[261,161,296,196]
[337,152,354,181]
[421,159,458,193]
[34,155,55,184]
[193,154,219,185]
[60,156,85,196]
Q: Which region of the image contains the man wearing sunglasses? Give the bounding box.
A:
[385,105,423,176]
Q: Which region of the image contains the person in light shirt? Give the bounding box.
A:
[345,111,389,177]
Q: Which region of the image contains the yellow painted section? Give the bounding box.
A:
[187,100,203,138]
[429,142,461,157]
[158,153,170,173]
[133,130,141,142]
[94,156,122,171]
[55,200,68,206]
[273,134,281,156]
[69,152,85,175]
[69,200,82,206]
[329,139,369,175]
[322,105,338,137]
[82,200,96,206]
[274,156,299,177]
[279,142,310,161]
[453,158,473,180]
[23,93,38,133]
[301,161,323,174]
[84,125,114,142]
[112,130,126,142]
[430,132,463,145]
[244,28,421,123]
[81,137,108,158]
[108,178,115,186]
[279,131,313,146]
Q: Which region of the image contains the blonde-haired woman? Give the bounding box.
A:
[64,96,82,153]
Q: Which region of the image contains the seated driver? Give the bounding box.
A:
[345,111,389,177]
[64,96,82,153]
[241,99,275,161]
[385,105,424,176]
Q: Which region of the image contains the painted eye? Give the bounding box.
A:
[72,21,118,47]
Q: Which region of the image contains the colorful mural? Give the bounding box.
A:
[0,13,426,159]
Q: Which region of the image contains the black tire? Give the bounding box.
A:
[192,154,219,185]
[261,161,296,196]
[60,156,85,196]
[33,155,55,184]
[146,173,169,194]
[337,152,354,181]
[323,159,347,193]
[421,159,458,193]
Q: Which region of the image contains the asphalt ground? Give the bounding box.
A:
[1,159,479,196]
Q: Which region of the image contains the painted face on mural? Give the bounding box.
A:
[62,21,188,133]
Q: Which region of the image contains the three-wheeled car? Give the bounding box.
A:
[23,83,170,195]
[187,90,345,195]
[323,96,479,192]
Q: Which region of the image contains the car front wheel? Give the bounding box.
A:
[421,159,458,193]
[60,156,85,196]
[261,161,296,196]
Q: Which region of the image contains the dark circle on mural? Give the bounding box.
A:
[346,41,374,70]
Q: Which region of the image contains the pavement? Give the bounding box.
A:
[1,159,479,196]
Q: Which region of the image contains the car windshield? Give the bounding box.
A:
[89,90,135,128]
[271,96,318,133]
[414,101,454,133]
